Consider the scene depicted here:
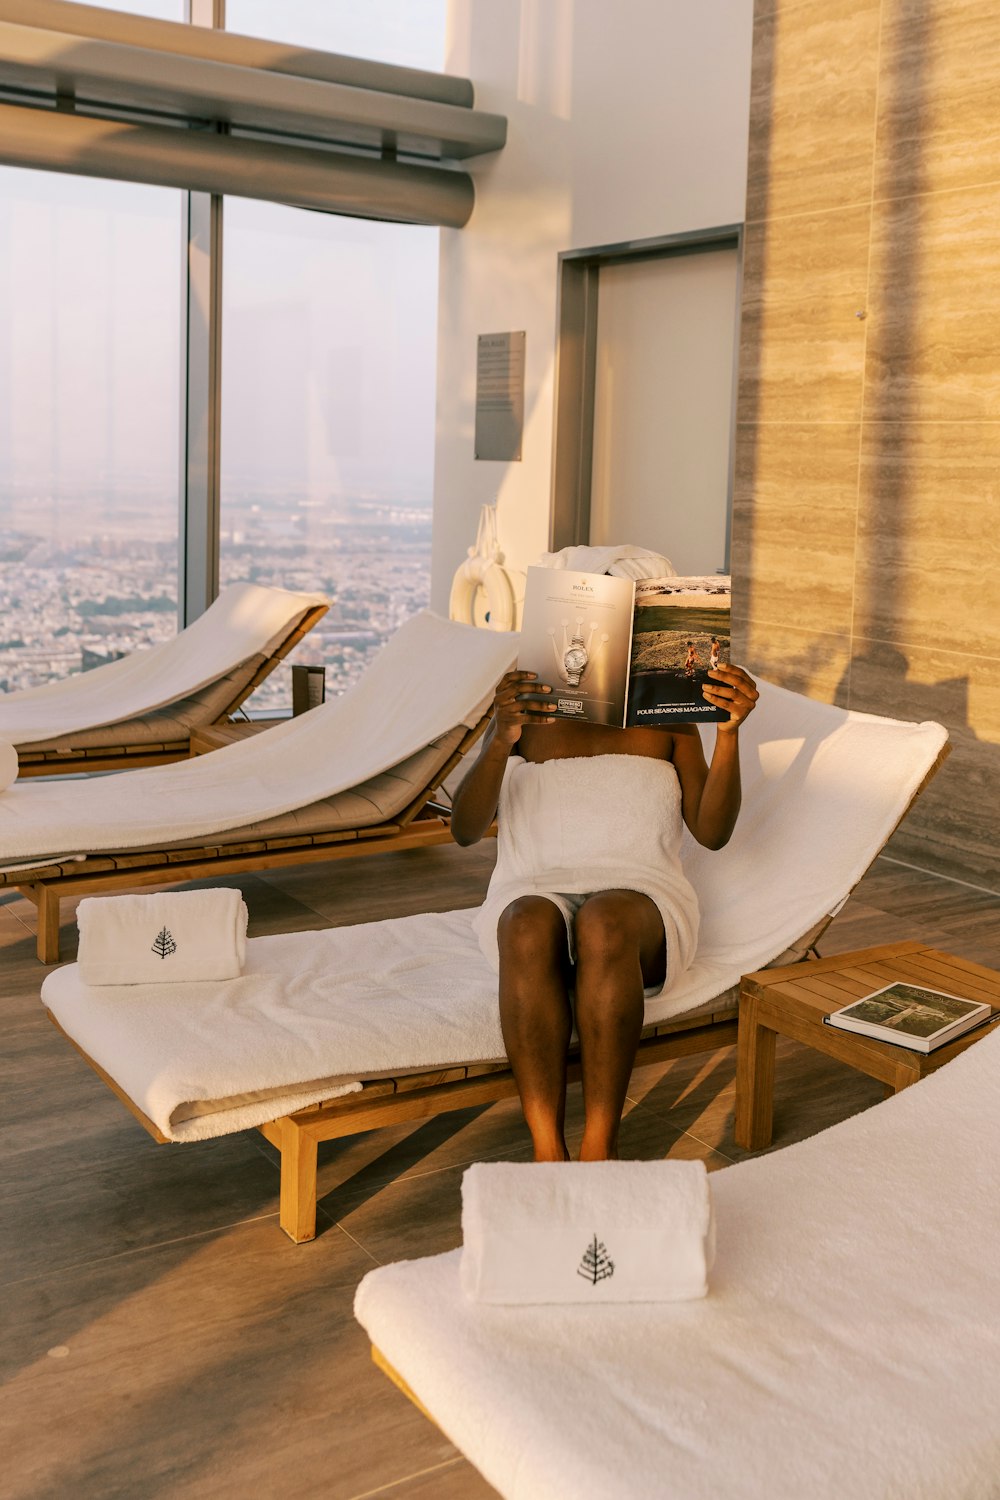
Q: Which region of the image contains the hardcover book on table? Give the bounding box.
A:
[516,567,731,727]
[824,981,993,1053]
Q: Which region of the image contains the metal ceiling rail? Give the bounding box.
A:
[0,1,505,226]
[0,0,476,108]
[0,22,506,161]
[0,102,476,226]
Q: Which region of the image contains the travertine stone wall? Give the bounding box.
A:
[733,0,1000,890]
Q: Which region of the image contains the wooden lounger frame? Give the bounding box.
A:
[7,714,489,964]
[48,1002,741,1244]
[34,738,951,1242]
[15,603,328,777]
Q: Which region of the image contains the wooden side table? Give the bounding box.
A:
[188,719,287,756]
[734,941,1000,1151]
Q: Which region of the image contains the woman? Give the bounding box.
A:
[451,661,759,1162]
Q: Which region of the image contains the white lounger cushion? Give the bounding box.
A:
[43,910,507,1141]
[43,905,746,1143]
[0,582,326,746]
[0,612,516,866]
[40,685,947,1139]
[355,1028,1000,1500]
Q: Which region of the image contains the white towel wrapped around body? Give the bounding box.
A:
[0,740,17,792]
[77,889,249,986]
[473,753,699,992]
[460,1160,715,1304]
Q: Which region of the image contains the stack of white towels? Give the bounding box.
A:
[460,1159,715,1305]
[76,889,249,986]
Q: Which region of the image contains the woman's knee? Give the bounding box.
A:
[574,893,642,968]
[497,896,566,969]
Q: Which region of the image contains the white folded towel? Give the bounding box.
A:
[460,1159,715,1305]
[535,544,676,580]
[76,889,249,986]
[0,740,17,792]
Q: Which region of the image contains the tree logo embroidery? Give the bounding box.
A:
[151,927,177,960]
[577,1233,615,1285]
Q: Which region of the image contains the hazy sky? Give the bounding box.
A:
[0,0,446,522]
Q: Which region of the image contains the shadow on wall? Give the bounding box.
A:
[727,0,775,639]
[841,4,992,883]
[735,2,1000,890]
[839,644,999,891]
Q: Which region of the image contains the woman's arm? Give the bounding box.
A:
[671,665,759,850]
[450,670,554,845]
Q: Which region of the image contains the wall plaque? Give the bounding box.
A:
[475,331,525,461]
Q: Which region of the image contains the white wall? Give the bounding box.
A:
[432,0,754,611]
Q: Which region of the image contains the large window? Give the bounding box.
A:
[0,1,446,704]
[0,171,182,692]
[220,203,439,708]
[219,0,445,710]
[63,1,184,16]
[225,0,447,69]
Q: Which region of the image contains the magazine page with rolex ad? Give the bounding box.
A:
[625,575,730,726]
[516,568,635,725]
[516,568,732,727]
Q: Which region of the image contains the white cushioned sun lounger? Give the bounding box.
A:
[355,1022,1000,1500]
[2,612,517,958]
[41,684,947,1240]
[2,582,328,775]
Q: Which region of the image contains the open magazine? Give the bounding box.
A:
[516,567,731,727]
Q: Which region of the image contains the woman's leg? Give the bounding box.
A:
[573,890,666,1161]
[497,895,573,1162]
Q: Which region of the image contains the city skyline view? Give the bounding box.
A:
[0,0,445,716]
[0,475,433,713]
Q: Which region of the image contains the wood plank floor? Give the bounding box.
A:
[2,843,998,1500]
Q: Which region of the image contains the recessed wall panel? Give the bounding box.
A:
[865,182,1000,423]
[732,421,859,638]
[875,0,1000,202]
[737,205,870,426]
[746,0,880,223]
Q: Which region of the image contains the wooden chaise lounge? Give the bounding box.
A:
[6,717,488,963]
[38,681,950,1244]
[9,589,328,777]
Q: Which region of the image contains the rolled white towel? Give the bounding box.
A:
[535,544,675,579]
[76,889,249,986]
[0,739,18,792]
[460,1159,715,1305]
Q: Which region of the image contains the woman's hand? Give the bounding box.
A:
[451,670,554,845]
[702,664,759,734]
[492,669,556,748]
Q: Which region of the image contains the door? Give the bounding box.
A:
[588,246,739,575]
